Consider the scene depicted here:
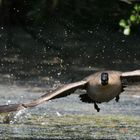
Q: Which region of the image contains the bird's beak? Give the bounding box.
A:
[101,80,108,86]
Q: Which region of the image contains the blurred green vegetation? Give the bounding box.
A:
[119,4,140,35]
[0,0,137,25]
[0,0,140,37]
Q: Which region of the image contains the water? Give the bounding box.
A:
[0,24,140,139]
[0,74,140,139]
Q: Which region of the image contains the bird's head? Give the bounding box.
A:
[101,72,109,86]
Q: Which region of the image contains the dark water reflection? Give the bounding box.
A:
[0,24,140,81]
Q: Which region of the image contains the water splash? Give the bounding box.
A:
[3,108,29,124]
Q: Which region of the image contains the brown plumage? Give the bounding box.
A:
[0,70,140,113]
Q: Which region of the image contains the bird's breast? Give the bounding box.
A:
[87,72,122,103]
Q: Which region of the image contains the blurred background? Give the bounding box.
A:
[0,0,140,83]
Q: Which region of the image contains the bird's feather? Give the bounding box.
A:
[0,104,26,113]
[121,70,140,77]
[121,70,140,84]
[24,80,88,108]
[0,80,88,113]
[79,94,94,103]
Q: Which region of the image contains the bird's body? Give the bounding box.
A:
[0,69,140,113]
[85,71,122,103]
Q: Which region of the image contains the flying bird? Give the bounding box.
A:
[0,70,140,113]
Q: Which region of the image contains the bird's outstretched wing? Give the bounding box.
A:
[0,104,26,113]
[0,80,88,113]
[121,70,140,77]
[121,70,140,84]
[24,80,88,108]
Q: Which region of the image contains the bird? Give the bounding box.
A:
[0,70,140,113]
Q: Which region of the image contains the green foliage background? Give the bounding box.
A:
[0,0,139,35]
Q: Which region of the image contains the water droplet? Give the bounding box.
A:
[57,72,61,76]
[56,111,62,117]
[88,30,93,34]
